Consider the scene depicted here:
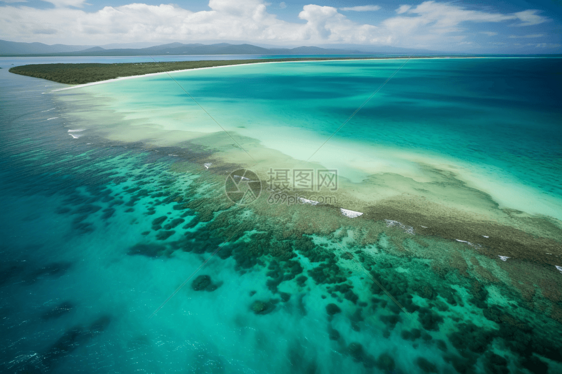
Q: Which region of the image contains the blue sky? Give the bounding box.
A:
[1,0,561,53]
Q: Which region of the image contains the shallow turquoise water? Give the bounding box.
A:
[1,57,562,374]
[69,57,562,218]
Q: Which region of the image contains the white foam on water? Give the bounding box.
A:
[499,256,510,262]
[47,117,58,121]
[69,133,82,139]
[421,225,428,228]
[299,198,319,206]
[204,163,212,169]
[455,238,483,249]
[42,108,55,112]
[340,208,363,218]
[67,129,85,133]
[234,175,250,181]
[555,265,562,273]
[168,154,178,157]
[483,235,489,238]
[386,219,414,234]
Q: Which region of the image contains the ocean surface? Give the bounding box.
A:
[1,56,561,374]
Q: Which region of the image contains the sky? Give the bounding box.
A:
[1,0,561,53]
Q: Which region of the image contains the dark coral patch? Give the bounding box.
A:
[326,303,341,316]
[251,300,275,315]
[152,216,168,226]
[128,243,167,257]
[163,218,185,230]
[375,353,395,372]
[191,275,220,292]
[156,230,175,240]
[415,357,437,373]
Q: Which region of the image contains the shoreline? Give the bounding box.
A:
[8,55,554,91]
[50,56,481,91]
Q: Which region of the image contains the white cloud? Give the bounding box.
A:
[298,5,384,42]
[42,0,87,7]
[480,31,497,36]
[508,34,545,38]
[0,1,387,45]
[515,42,561,48]
[389,2,548,30]
[340,5,381,12]
[381,1,515,46]
[1,0,27,3]
[396,5,411,14]
[380,1,553,48]
[396,1,516,28]
[299,5,340,39]
[513,10,548,26]
[535,43,561,48]
[0,0,556,51]
[279,1,286,9]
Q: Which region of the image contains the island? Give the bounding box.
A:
[8,58,370,85]
[9,56,468,85]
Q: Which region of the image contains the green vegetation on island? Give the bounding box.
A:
[8,58,377,85]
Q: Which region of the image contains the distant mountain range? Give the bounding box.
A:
[70,43,371,56]
[0,40,89,55]
[0,39,440,56]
